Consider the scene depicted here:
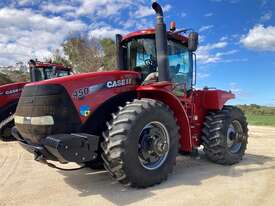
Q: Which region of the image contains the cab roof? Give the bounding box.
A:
[34,62,72,71]
[122,28,188,44]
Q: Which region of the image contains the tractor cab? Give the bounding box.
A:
[117,25,198,96]
[119,30,194,95]
[28,60,72,82]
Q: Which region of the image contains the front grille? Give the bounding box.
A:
[15,84,80,144]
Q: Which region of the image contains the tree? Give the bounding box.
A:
[52,49,72,68]
[0,72,12,86]
[61,35,117,73]
[100,38,116,70]
[62,36,103,73]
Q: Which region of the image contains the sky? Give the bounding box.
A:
[0,0,274,106]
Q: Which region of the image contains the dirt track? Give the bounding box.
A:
[0,126,275,206]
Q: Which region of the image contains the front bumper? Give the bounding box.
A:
[12,127,99,163]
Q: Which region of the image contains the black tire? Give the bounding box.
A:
[202,106,248,165]
[101,98,180,188]
[0,121,15,141]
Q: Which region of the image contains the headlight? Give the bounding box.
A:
[14,115,54,126]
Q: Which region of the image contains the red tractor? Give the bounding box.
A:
[13,2,248,188]
[0,60,72,140]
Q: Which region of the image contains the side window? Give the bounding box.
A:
[56,70,70,77]
[34,68,45,81]
[168,40,192,96]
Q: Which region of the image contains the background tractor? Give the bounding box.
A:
[13,2,248,188]
[0,60,72,141]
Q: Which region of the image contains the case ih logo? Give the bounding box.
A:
[72,78,134,99]
[0,88,22,96]
[106,79,132,88]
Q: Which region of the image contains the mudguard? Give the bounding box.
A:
[137,82,193,152]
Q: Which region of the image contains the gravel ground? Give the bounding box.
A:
[0,125,275,206]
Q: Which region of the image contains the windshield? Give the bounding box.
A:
[124,37,193,94]
[124,38,157,80]
[32,67,70,81]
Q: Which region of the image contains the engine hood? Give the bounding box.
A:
[0,82,26,108]
[26,70,140,87]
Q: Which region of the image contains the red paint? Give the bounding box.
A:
[0,82,26,107]
[29,71,141,123]
[34,62,72,71]
[0,61,72,111]
[122,28,188,44]
[25,68,234,151]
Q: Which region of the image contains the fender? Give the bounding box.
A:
[137,83,192,152]
[196,89,235,110]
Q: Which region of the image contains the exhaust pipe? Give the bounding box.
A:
[152,2,170,82]
[116,34,125,70]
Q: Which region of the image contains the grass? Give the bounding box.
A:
[245,114,275,127]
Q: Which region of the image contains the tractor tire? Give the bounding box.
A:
[202,106,248,165]
[0,120,15,141]
[101,98,180,188]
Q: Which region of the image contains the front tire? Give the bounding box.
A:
[202,106,248,165]
[101,98,180,188]
[0,121,15,141]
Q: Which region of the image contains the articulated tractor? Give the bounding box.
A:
[13,2,248,188]
[0,60,72,140]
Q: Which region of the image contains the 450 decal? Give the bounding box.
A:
[72,78,134,99]
[72,87,89,99]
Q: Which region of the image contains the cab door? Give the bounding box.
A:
[167,40,193,96]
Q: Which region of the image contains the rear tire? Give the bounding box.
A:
[202,106,248,165]
[101,98,180,188]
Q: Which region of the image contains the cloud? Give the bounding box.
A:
[229,82,249,98]
[199,25,214,32]
[181,12,187,18]
[240,24,275,52]
[260,11,272,22]
[220,36,228,41]
[204,12,213,17]
[40,3,76,14]
[197,71,210,80]
[229,82,241,94]
[196,42,242,64]
[210,0,240,3]
[77,0,125,16]
[0,7,86,66]
[133,4,172,18]
[89,26,128,39]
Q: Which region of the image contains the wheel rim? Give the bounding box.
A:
[227,120,244,154]
[138,121,170,170]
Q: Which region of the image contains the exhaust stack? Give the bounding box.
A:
[152,2,170,82]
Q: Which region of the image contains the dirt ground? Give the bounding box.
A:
[0,125,275,206]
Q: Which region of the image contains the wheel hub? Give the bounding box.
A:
[138,121,170,170]
[226,120,244,154]
[153,138,168,155]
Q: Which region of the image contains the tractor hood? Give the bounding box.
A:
[0,82,26,108]
[15,70,140,143]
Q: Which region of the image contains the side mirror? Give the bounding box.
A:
[188,32,199,52]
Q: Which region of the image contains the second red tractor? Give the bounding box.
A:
[0,60,72,140]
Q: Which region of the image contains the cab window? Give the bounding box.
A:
[168,40,193,95]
